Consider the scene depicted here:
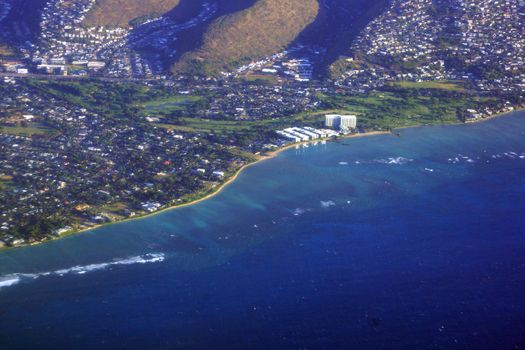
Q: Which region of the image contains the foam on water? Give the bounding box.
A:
[0,277,20,289]
[378,157,414,165]
[354,157,415,165]
[449,151,525,164]
[493,151,525,160]
[0,253,165,291]
[320,200,336,208]
[292,208,310,216]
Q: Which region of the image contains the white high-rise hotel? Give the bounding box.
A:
[325,114,341,128]
[325,114,357,131]
[340,115,357,130]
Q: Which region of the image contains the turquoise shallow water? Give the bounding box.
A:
[1,112,525,349]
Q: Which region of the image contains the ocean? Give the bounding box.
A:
[0,1,12,24]
[1,112,524,349]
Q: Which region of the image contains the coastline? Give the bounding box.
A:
[3,109,522,251]
[465,107,524,124]
[56,131,390,237]
[5,130,388,251]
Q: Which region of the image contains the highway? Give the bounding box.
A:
[0,71,160,83]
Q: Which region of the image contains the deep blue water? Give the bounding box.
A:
[1,113,525,350]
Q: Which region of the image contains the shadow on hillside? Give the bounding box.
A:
[167,0,258,62]
[291,0,388,77]
[129,0,257,74]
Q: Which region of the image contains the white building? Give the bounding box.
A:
[325,114,341,128]
[325,114,357,131]
[87,61,106,69]
[276,130,302,142]
[277,126,336,142]
[340,115,357,130]
[284,128,310,141]
[291,127,319,139]
[303,127,328,138]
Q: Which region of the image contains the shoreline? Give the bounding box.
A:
[3,109,523,251]
[3,130,389,251]
[53,131,390,235]
[465,107,524,124]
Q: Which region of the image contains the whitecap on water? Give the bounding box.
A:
[320,200,336,208]
[375,157,414,165]
[0,276,21,289]
[448,154,475,164]
[0,253,165,291]
[292,208,312,216]
[293,208,307,216]
[464,151,525,163]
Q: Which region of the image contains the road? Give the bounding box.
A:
[0,72,160,83]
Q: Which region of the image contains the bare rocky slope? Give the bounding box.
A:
[172,0,319,74]
[84,0,181,27]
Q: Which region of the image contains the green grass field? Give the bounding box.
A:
[387,80,467,92]
[99,202,128,212]
[0,123,57,137]
[238,75,279,84]
[319,90,495,130]
[0,181,12,191]
[156,111,326,135]
[0,175,14,191]
[157,118,269,134]
[154,87,498,137]
[143,96,204,114]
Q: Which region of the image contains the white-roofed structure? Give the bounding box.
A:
[340,115,357,131]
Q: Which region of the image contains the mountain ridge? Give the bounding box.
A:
[172,0,320,75]
[83,0,182,27]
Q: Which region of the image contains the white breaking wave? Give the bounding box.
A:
[339,161,349,165]
[320,200,336,208]
[448,154,476,164]
[375,157,414,165]
[353,157,414,165]
[449,151,525,164]
[0,253,165,291]
[293,208,307,216]
[0,277,21,289]
[491,151,525,160]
